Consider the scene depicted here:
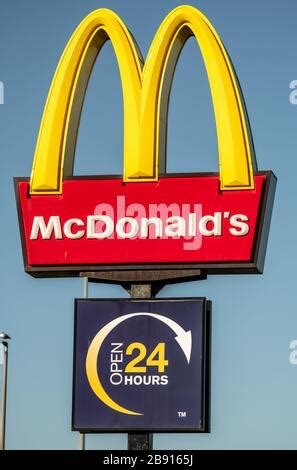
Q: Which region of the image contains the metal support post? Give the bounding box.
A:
[128,283,154,450]
[79,276,88,451]
[0,342,9,451]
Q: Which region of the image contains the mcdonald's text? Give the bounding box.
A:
[15,173,275,275]
[29,212,249,240]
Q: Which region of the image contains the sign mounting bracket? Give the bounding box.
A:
[79,269,207,296]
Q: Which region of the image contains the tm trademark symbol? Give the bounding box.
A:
[178,411,187,418]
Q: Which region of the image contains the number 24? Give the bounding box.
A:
[125,342,168,373]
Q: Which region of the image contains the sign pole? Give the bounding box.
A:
[79,277,88,451]
[0,342,9,450]
[128,283,154,451]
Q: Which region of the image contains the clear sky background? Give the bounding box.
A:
[0,0,297,449]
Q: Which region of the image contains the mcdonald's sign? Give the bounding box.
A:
[14,6,276,278]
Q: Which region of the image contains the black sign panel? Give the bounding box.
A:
[72,298,211,432]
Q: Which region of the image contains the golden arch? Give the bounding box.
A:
[30,6,256,194]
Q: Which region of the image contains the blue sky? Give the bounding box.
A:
[0,0,297,449]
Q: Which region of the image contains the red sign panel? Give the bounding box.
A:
[15,172,276,276]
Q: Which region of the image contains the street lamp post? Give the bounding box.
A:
[0,332,10,451]
[79,278,88,451]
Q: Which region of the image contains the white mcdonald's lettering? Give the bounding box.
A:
[63,218,85,239]
[87,216,114,239]
[229,214,249,236]
[30,216,62,240]
[29,213,250,240]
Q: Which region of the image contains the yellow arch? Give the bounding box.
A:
[30,6,256,194]
[30,9,142,194]
[139,5,256,189]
